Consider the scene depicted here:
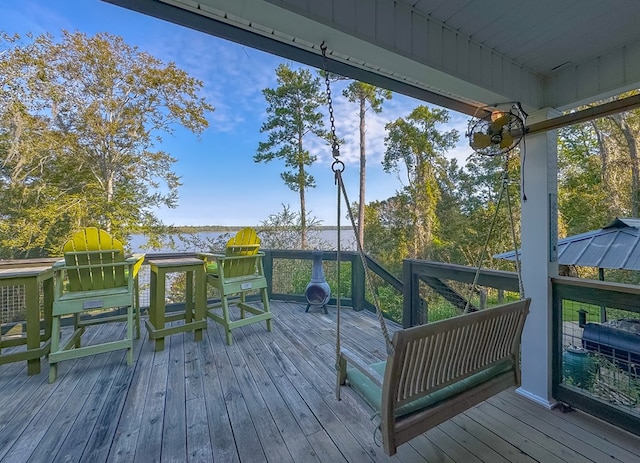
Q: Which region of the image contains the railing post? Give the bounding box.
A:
[262,249,273,298]
[351,253,365,311]
[402,259,414,328]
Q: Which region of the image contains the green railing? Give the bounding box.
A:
[401,259,520,327]
[261,249,402,320]
[552,277,640,436]
[3,253,640,438]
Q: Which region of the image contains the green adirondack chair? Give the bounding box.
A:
[198,227,272,345]
[49,227,144,383]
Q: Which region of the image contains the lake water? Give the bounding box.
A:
[129,228,357,253]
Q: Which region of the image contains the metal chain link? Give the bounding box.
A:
[320,42,346,399]
[320,42,344,174]
[320,43,394,367]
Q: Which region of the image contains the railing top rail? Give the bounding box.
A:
[405,259,520,292]
[552,276,640,295]
[365,255,402,292]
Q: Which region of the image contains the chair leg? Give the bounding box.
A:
[261,288,272,332]
[240,292,246,319]
[134,278,141,339]
[221,296,233,345]
[126,305,134,366]
[49,315,61,383]
[337,354,347,386]
[74,313,82,348]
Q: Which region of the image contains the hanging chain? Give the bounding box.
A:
[321,42,344,174]
[465,155,526,313]
[321,42,345,394]
[505,157,525,298]
[320,42,394,358]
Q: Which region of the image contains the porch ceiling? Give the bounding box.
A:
[105,0,640,116]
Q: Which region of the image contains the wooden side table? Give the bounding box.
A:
[145,257,206,352]
[0,265,54,375]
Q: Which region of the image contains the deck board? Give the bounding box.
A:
[1,300,639,462]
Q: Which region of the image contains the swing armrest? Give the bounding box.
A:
[340,348,384,387]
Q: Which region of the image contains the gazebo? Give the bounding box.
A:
[496,217,640,274]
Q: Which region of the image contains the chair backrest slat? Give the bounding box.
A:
[222,228,261,278]
[63,227,126,291]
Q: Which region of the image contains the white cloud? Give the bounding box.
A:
[307,83,474,170]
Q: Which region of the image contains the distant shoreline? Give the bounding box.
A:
[170,225,353,233]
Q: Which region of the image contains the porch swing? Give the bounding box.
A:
[319,44,531,456]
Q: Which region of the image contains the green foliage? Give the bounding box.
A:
[383,106,459,259]
[373,284,403,323]
[437,154,522,271]
[258,204,330,250]
[255,64,328,249]
[363,198,408,276]
[0,31,213,257]
[342,82,392,114]
[558,123,610,235]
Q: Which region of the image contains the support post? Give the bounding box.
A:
[351,254,365,311]
[517,107,560,409]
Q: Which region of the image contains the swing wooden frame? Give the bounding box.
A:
[337,297,530,456]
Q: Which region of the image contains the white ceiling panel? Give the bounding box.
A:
[104,0,640,113]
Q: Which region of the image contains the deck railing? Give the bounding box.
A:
[552,276,640,436]
[3,253,640,438]
[401,259,520,327]
[261,249,402,315]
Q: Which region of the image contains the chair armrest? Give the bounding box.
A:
[340,347,384,387]
[126,253,146,277]
[197,252,225,263]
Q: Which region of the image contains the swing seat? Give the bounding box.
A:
[337,297,530,456]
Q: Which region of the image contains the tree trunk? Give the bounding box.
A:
[106,173,114,233]
[590,121,608,183]
[358,96,366,249]
[611,113,640,216]
[298,134,307,249]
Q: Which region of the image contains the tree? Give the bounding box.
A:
[342,82,392,249]
[0,31,213,257]
[255,64,328,249]
[363,197,410,274]
[606,110,640,216]
[383,106,459,258]
[557,123,610,235]
[258,204,329,250]
[442,154,522,269]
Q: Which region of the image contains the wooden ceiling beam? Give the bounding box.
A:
[526,94,640,135]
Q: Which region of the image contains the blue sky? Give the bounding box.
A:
[1,0,474,226]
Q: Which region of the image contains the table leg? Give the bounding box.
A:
[194,266,205,342]
[151,268,166,352]
[25,278,41,375]
[185,270,193,324]
[42,275,53,344]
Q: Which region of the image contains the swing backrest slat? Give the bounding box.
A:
[339,298,530,456]
[380,298,530,455]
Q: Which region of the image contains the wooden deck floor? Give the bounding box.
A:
[1,301,640,463]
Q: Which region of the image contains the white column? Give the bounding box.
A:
[516,108,560,408]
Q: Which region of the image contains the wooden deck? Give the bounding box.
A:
[1,300,640,462]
